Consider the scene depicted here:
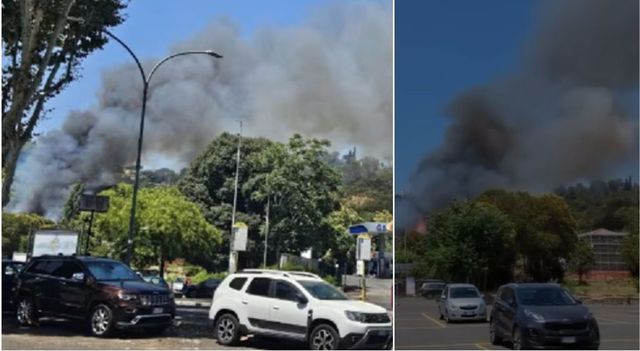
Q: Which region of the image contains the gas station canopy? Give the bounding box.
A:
[348,222,392,236]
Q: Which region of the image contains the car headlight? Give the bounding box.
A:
[345,311,366,322]
[448,303,459,310]
[117,292,137,301]
[524,309,545,323]
[584,312,594,320]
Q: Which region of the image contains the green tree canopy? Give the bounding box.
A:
[2,212,55,257]
[84,184,221,273]
[415,201,516,290]
[477,190,578,282]
[179,133,341,270]
[2,0,127,207]
[569,238,595,284]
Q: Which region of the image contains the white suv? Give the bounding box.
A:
[208,270,392,349]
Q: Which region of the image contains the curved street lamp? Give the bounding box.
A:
[101,29,223,265]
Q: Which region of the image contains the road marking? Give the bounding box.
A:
[421,312,447,328]
[398,342,489,349]
[475,342,490,350]
[397,323,488,330]
[595,316,632,324]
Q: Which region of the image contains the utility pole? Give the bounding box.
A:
[263,194,270,268]
[229,121,242,274]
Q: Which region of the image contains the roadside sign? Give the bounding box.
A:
[348,222,391,236]
[356,234,371,261]
[78,194,110,212]
[356,260,366,276]
[232,222,248,251]
[12,252,27,262]
[31,230,79,257]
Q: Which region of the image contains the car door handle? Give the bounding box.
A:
[272,306,279,310]
[241,300,248,305]
[60,281,67,285]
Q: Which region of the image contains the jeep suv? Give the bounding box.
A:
[14,255,175,337]
[209,269,392,349]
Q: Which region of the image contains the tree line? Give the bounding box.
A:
[3,133,392,276]
[404,180,639,290]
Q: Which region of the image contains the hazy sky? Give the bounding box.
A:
[395,0,536,189]
[36,0,325,135]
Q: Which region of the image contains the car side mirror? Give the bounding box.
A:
[575,299,582,304]
[481,293,485,299]
[71,272,85,281]
[85,275,95,286]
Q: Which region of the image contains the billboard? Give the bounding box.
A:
[31,230,79,257]
[232,222,248,251]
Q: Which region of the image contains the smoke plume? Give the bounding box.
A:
[399,0,639,230]
[9,1,392,218]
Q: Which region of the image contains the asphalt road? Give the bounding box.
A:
[395,297,640,350]
[1,305,305,350]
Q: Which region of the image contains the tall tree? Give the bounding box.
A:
[569,238,595,284]
[2,212,55,257]
[416,201,516,289]
[478,190,578,282]
[179,133,341,270]
[85,184,222,274]
[2,0,127,206]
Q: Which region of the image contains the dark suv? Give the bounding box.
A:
[14,255,175,337]
[489,283,599,350]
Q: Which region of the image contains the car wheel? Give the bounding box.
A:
[89,304,115,337]
[215,313,240,346]
[16,297,37,326]
[309,324,340,350]
[489,318,502,345]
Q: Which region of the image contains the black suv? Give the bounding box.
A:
[14,255,175,337]
[489,283,599,350]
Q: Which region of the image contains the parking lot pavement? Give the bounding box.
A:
[395,297,639,350]
[1,307,304,350]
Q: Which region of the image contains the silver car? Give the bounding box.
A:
[438,283,487,322]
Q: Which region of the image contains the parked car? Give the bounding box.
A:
[419,279,445,298]
[437,283,486,322]
[14,255,176,337]
[184,278,222,298]
[489,283,599,350]
[2,259,25,310]
[209,269,392,350]
[172,277,185,297]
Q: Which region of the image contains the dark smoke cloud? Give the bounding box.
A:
[399,0,639,230]
[9,1,392,218]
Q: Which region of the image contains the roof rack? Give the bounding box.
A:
[240,269,322,280]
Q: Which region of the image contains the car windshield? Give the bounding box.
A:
[450,287,480,298]
[517,287,577,306]
[297,280,349,300]
[85,261,140,281]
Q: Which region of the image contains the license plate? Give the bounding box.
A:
[463,312,474,316]
[152,307,163,314]
[561,337,576,344]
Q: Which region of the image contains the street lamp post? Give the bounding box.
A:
[101,29,222,265]
[229,121,242,273]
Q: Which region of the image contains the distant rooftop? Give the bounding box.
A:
[578,228,627,237]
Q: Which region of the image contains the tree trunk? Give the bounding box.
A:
[2,140,25,207]
[159,248,165,278]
